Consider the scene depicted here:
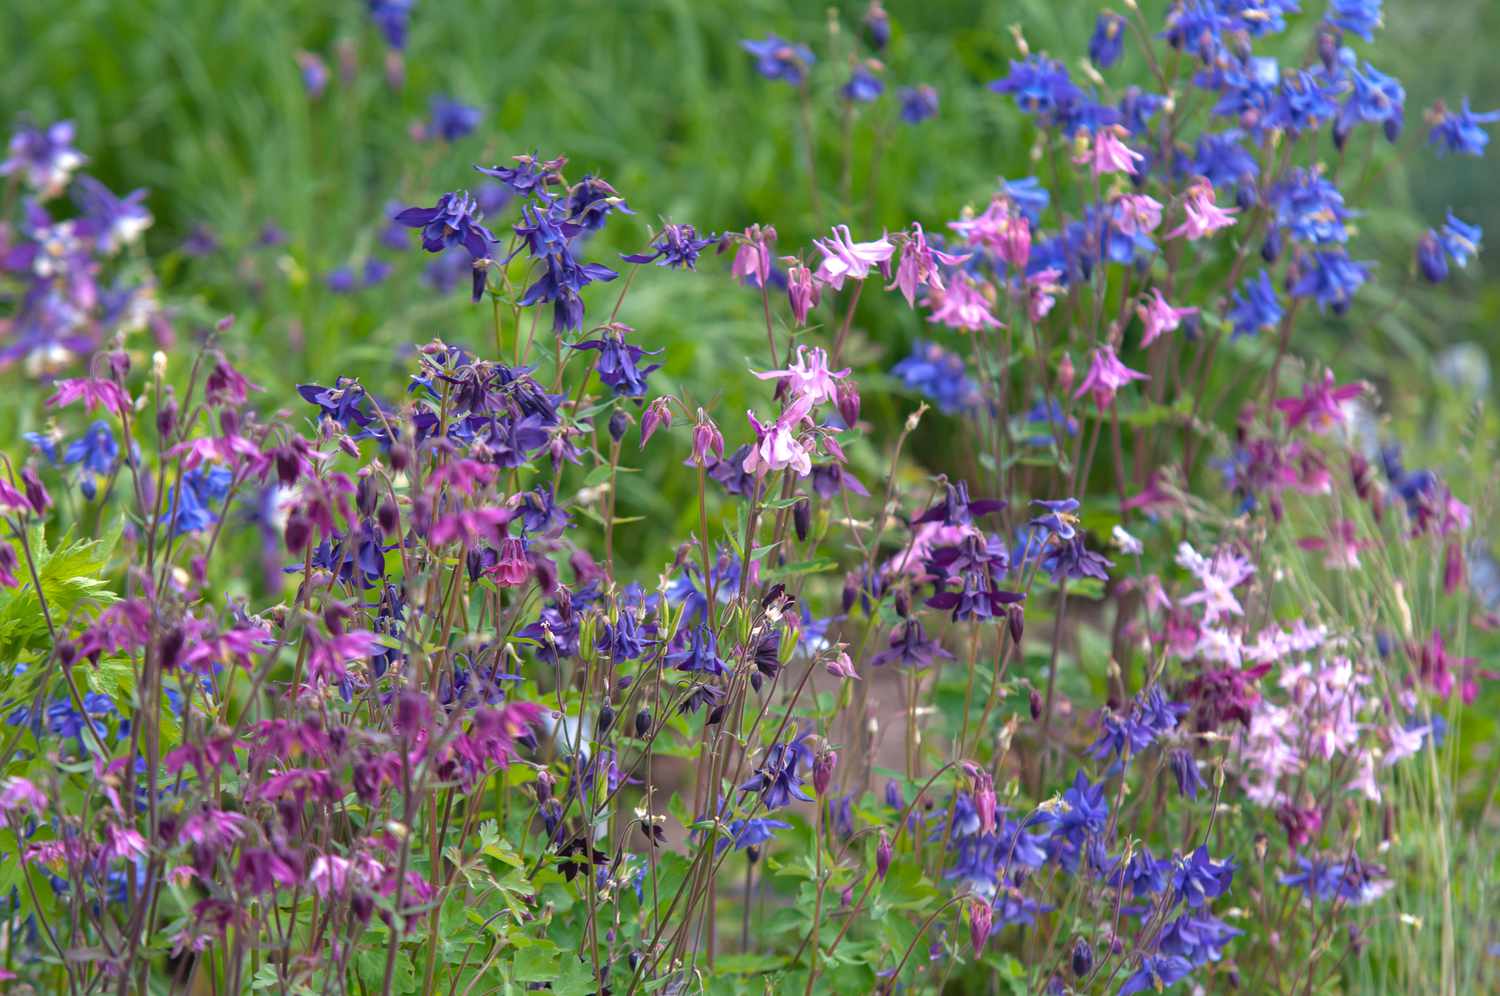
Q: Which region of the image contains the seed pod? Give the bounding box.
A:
[596,706,616,736]
[390,442,412,473]
[793,497,811,542]
[608,410,629,443]
[377,499,400,537]
[876,831,892,880]
[1029,688,1043,721]
[634,708,652,738]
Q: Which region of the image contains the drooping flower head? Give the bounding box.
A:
[1074,345,1148,411]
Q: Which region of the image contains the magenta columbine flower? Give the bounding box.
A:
[812,225,894,290]
[785,260,821,324]
[968,899,993,956]
[1168,178,1238,240]
[47,377,130,416]
[690,410,724,466]
[1274,371,1365,432]
[743,396,816,478]
[891,222,969,307]
[731,224,777,287]
[1076,125,1143,177]
[949,196,1031,268]
[753,345,849,407]
[927,276,1003,332]
[1137,288,1198,347]
[0,777,47,819]
[1074,345,1148,410]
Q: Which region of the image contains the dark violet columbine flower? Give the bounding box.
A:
[568,324,660,396]
[740,730,815,810]
[899,85,940,124]
[1089,12,1126,68]
[1229,271,1283,338]
[513,195,619,331]
[1119,954,1193,995]
[1,120,85,198]
[368,0,414,49]
[1427,98,1500,157]
[565,174,631,232]
[1173,846,1235,908]
[1041,536,1112,583]
[841,63,884,104]
[1169,748,1206,799]
[916,481,1005,528]
[622,222,716,270]
[1290,248,1371,315]
[1326,0,1383,42]
[1109,847,1172,899]
[667,623,726,677]
[741,36,815,85]
[394,191,496,301]
[870,619,953,669]
[425,96,482,143]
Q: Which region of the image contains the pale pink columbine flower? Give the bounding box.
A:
[1073,345,1148,411]
[752,345,850,407]
[104,825,149,861]
[1382,723,1428,766]
[1176,542,1254,625]
[731,224,777,287]
[890,222,970,306]
[1111,194,1163,236]
[1167,178,1237,240]
[824,651,860,682]
[1273,370,1365,433]
[1026,267,1063,322]
[742,396,816,477]
[0,776,47,818]
[47,377,131,416]
[309,854,353,897]
[927,276,1004,332]
[949,197,1030,268]
[1075,125,1143,177]
[1111,524,1143,555]
[1137,288,1199,347]
[812,224,894,290]
[785,260,821,325]
[1297,519,1369,570]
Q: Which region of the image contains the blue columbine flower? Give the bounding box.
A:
[164,465,233,535]
[1002,177,1050,224]
[1439,212,1482,268]
[716,817,791,855]
[513,195,619,331]
[1326,0,1383,42]
[1089,12,1127,68]
[1192,130,1259,206]
[990,55,1083,122]
[1291,248,1371,314]
[1054,771,1109,843]
[425,96,483,143]
[1229,271,1282,337]
[892,340,983,414]
[368,0,414,49]
[568,326,660,396]
[565,174,632,232]
[741,36,815,85]
[1118,87,1166,136]
[841,64,884,103]
[1110,847,1172,898]
[64,419,118,480]
[1428,99,1500,157]
[1118,954,1193,995]
[899,85,940,124]
[1158,911,1241,967]
[1336,62,1404,146]
[621,223,716,270]
[1270,168,1351,245]
[394,191,496,301]
[1173,846,1235,908]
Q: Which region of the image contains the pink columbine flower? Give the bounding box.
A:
[969,899,994,956]
[1274,371,1365,433]
[1297,519,1370,569]
[753,345,850,407]
[1074,345,1148,411]
[824,651,860,681]
[0,776,47,818]
[486,536,531,587]
[731,224,777,287]
[47,377,131,416]
[1137,288,1199,348]
[105,825,149,861]
[1382,723,1428,766]
[928,276,1004,332]
[1076,125,1143,177]
[690,409,724,466]
[890,222,969,306]
[785,260,821,325]
[1026,267,1063,322]
[1112,194,1164,236]
[949,196,1031,268]
[742,396,816,478]
[309,854,353,898]
[1167,178,1237,240]
[812,224,894,290]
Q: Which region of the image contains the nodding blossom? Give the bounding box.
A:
[811,225,895,290]
[752,345,849,407]
[1168,179,1237,240]
[743,396,816,478]
[731,225,777,287]
[1137,288,1198,348]
[1274,371,1365,432]
[1076,125,1143,177]
[891,222,969,306]
[927,276,1004,332]
[1074,345,1148,411]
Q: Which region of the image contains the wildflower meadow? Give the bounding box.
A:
[1,0,1498,993]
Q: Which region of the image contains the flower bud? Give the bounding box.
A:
[1071,937,1093,977]
[836,379,861,427]
[968,899,993,956]
[690,411,724,466]
[156,392,179,440]
[21,466,51,516]
[1029,688,1043,721]
[377,499,400,537]
[875,831,892,880]
[608,410,630,443]
[284,513,311,556]
[1008,605,1024,644]
[812,748,838,796]
[1056,352,1075,396]
[389,442,412,473]
[793,497,811,542]
[641,397,673,448]
[596,706,616,736]
[634,708,652,738]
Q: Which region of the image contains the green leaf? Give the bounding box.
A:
[762,556,839,582]
[552,957,597,996]
[512,941,561,982]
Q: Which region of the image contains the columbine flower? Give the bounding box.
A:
[899,85,940,124]
[785,261,821,324]
[73,176,152,253]
[1,120,85,198]
[1274,371,1364,432]
[1168,179,1237,240]
[1336,62,1405,147]
[622,222,716,270]
[731,225,777,287]
[1074,345,1148,411]
[1173,846,1236,908]
[1229,271,1283,337]
[1137,289,1198,348]
[393,191,496,301]
[753,345,849,407]
[949,196,1030,267]
[1089,12,1126,68]
[743,396,815,478]
[741,36,815,85]
[739,730,815,809]
[891,222,968,307]
[48,378,130,417]
[1112,193,1163,236]
[568,324,661,397]
[368,0,414,49]
[1076,125,1143,177]
[841,62,884,103]
[1426,98,1500,157]
[812,225,894,290]
[927,276,1004,332]
[424,96,483,142]
[475,153,566,195]
[968,899,993,956]
[296,51,329,99]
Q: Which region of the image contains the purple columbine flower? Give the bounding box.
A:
[1427,98,1500,157]
[567,324,660,396]
[425,96,483,143]
[841,63,884,104]
[394,191,496,301]
[740,730,815,810]
[1,120,85,198]
[1118,955,1192,996]
[368,0,414,49]
[898,85,940,124]
[1173,846,1236,908]
[1089,13,1126,69]
[621,222,716,270]
[741,36,815,85]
